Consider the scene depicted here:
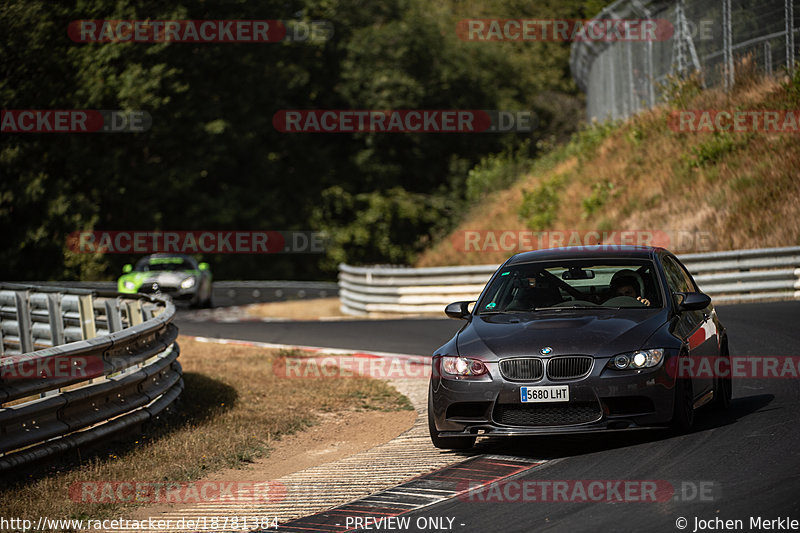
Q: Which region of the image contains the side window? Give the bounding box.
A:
[662,256,692,294]
[674,258,698,292]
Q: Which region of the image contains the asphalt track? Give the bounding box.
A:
[177,301,800,532]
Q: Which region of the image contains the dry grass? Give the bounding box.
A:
[417,74,800,267]
[246,298,345,320]
[0,337,412,525]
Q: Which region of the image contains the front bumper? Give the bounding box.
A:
[137,284,196,300]
[430,356,677,437]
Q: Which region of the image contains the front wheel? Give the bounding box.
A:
[428,387,475,450]
[711,353,732,410]
[670,374,695,434]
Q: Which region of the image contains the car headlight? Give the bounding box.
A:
[439,356,487,377]
[180,277,196,289]
[608,349,664,370]
[123,280,136,290]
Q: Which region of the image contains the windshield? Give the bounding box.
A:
[476,259,663,314]
[134,256,196,272]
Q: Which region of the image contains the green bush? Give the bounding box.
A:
[518,175,565,230]
[683,131,749,169]
[581,180,615,218]
[465,140,533,203]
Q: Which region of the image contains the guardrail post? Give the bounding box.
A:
[125,299,143,327]
[77,294,96,340]
[104,298,123,333]
[46,293,65,346]
[14,290,33,354]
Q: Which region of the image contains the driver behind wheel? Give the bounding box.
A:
[608,271,651,306]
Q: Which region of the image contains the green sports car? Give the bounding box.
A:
[117,253,213,307]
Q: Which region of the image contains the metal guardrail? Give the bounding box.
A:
[338,246,800,315]
[0,284,181,472]
[29,281,339,307]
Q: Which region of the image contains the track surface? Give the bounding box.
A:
[178,302,800,532]
[175,314,463,355]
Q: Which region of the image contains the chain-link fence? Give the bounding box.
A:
[570,0,799,121]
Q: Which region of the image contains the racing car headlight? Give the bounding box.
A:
[180,277,196,289]
[440,356,487,377]
[123,280,136,290]
[608,349,664,370]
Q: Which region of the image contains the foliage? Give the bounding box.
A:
[518,175,566,230]
[581,180,615,218]
[657,71,705,109]
[682,131,749,169]
[1,0,594,280]
[465,140,533,203]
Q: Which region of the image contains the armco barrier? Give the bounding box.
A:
[0,284,181,472]
[338,246,800,315]
[30,280,339,307]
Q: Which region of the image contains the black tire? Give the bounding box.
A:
[428,386,476,450]
[711,350,732,410]
[201,291,213,309]
[670,372,695,433]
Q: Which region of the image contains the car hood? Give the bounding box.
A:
[456,309,669,359]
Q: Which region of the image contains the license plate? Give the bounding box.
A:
[520,385,569,403]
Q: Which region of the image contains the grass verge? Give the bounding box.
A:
[417,71,800,266]
[0,337,413,524]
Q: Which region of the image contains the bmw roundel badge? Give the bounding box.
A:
[541,346,553,355]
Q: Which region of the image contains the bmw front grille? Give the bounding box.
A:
[499,356,593,381]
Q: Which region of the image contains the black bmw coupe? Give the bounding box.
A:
[428,246,731,450]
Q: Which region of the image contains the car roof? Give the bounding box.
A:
[143,253,194,261]
[506,245,664,265]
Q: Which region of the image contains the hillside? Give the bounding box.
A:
[417,73,800,267]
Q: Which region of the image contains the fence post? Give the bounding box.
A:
[787,0,796,75]
[723,0,734,90]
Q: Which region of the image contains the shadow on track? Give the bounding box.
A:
[469,393,773,460]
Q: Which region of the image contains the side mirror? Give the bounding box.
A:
[676,292,711,311]
[445,301,473,320]
[122,264,133,273]
[198,262,210,271]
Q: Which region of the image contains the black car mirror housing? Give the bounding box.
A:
[445,301,473,320]
[676,291,711,312]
